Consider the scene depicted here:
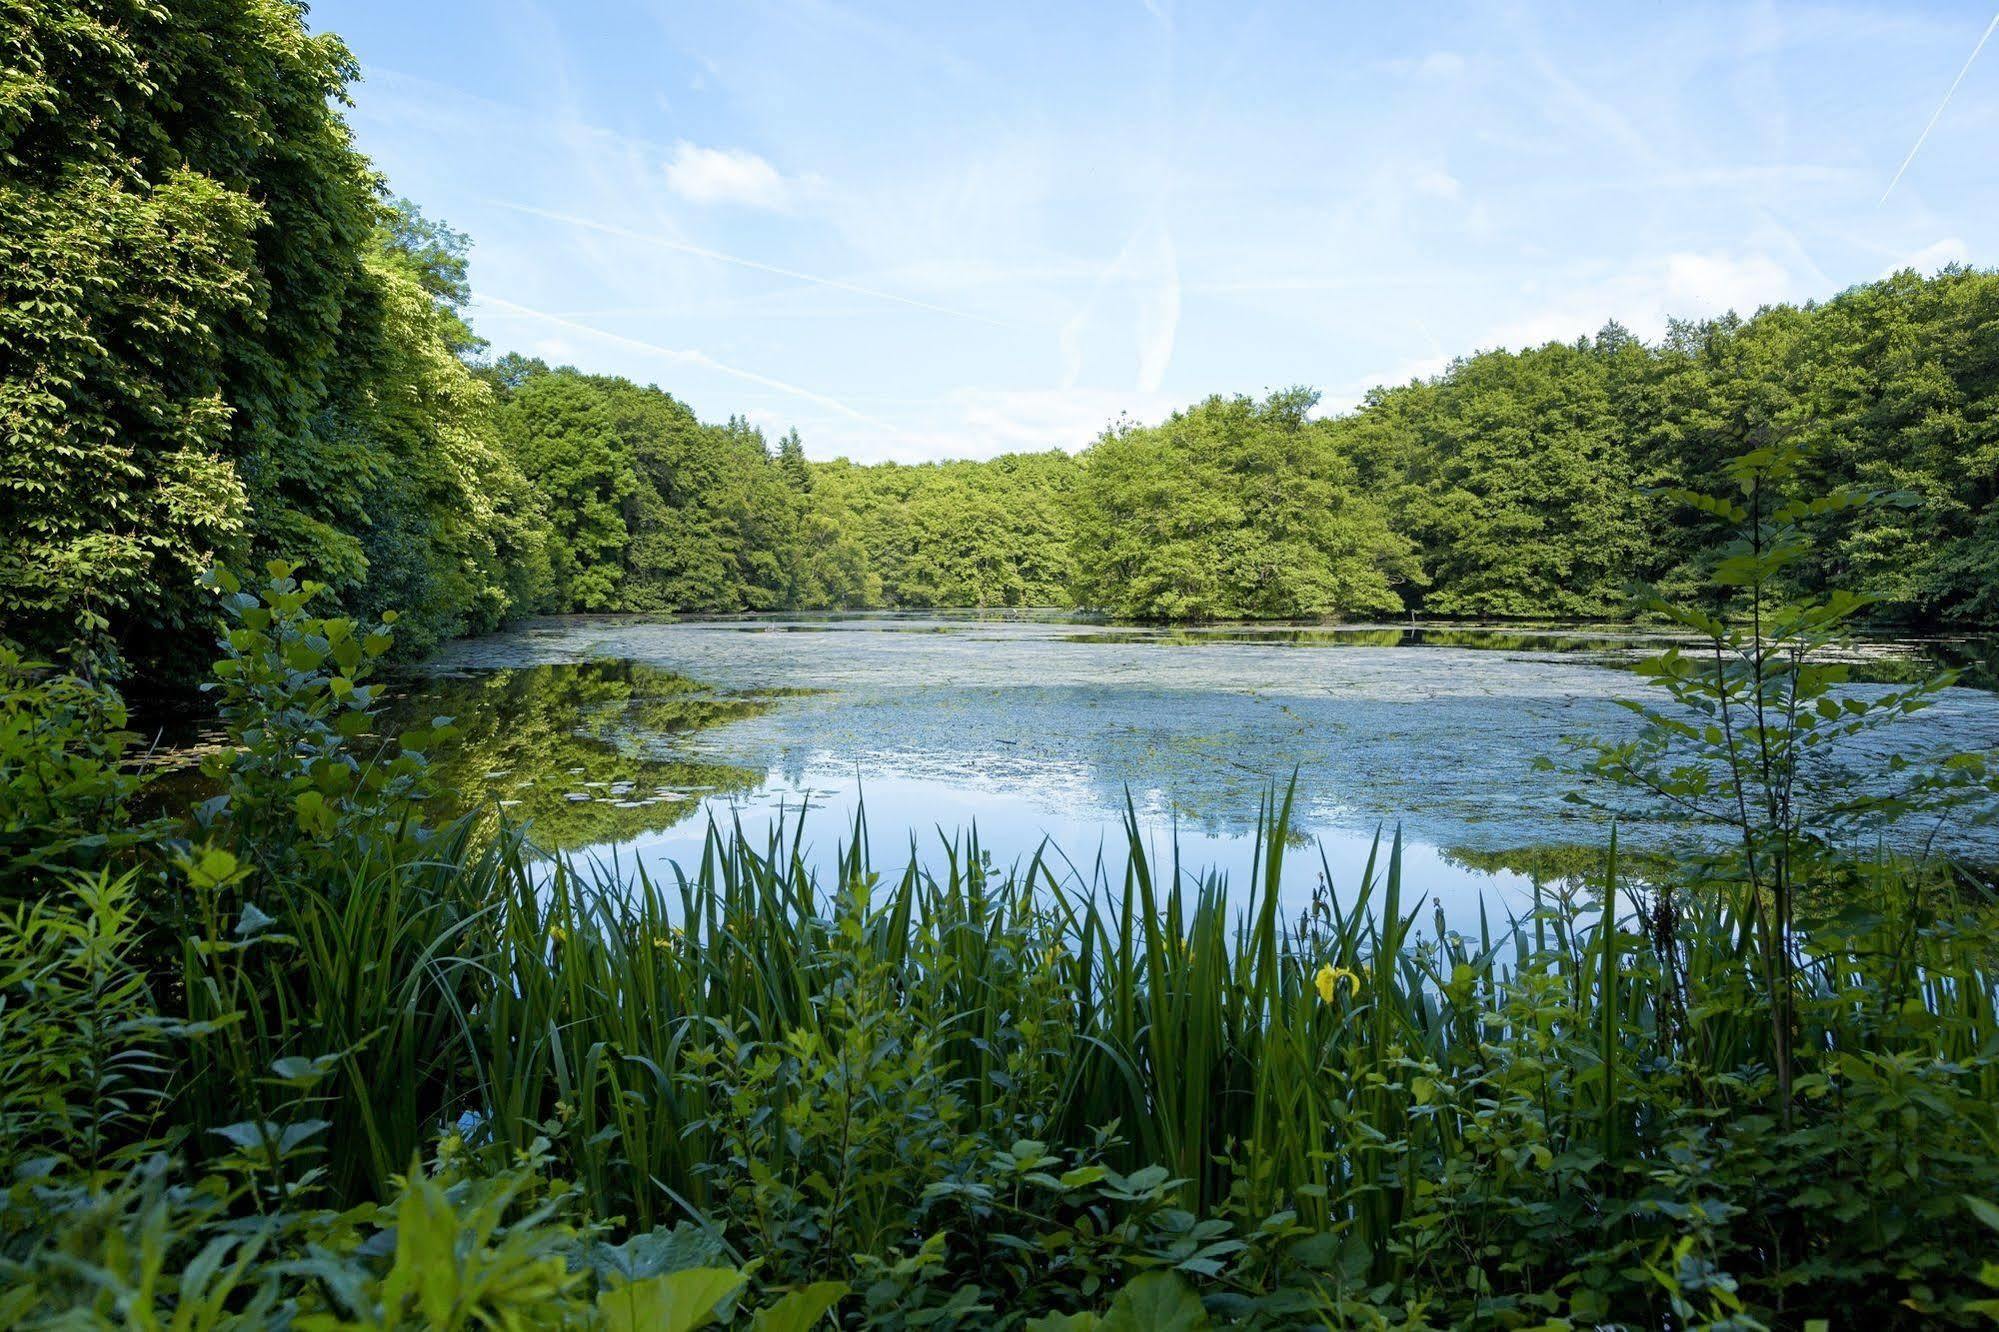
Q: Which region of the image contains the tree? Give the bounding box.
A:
[0,2,549,681]
[1366,342,1648,617]
[1070,390,1417,620]
[493,372,636,612]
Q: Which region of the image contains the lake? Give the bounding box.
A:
[320,611,1999,929]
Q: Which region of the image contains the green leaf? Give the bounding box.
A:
[1964,1196,1999,1235]
[184,846,241,890]
[598,1268,747,1332]
[748,1282,849,1331]
[1100,1272,1210,1332]
[581,1226,727,1283]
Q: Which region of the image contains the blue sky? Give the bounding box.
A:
[320,1,1999,462]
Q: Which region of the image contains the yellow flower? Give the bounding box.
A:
[548,924,567,944]
[554,1099,575,1124]
[1314,963,1362,1004]
[653,936,673,950]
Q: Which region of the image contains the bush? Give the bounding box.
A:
[0,644,157,897]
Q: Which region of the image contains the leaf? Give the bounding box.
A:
[209,1118,328,1157]
[209,1121,274,1151]
[269,1054,341,1089]
[1964,1196,1999,1235]
[279,1119,330,1153]
[1114,1165,1170,1194]
[1057,1165,1109,1190]
[598,1268,747,1332]
[749,1282,849,1331]
[1100,1272,1210,1332]
[580,1225,727,1283]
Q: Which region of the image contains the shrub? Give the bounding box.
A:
[0,644,156,897]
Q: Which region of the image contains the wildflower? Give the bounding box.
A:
[438,1130,463,1160]
[1315,963,1362,1004]
[554,1099,575,1124]
[653,935,673,950]
[549,924,567,944]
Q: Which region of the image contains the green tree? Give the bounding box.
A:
[1361,341,1648,617]
[493,370,637,612]
[0,2,549,680]
[1071,390,1417,620]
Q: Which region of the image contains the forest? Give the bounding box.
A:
[4,3,1998,690]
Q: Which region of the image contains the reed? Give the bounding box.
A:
[270,784,1980,1320]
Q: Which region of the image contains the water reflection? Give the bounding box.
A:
[395,613,1999,932]
[395,662,779,851]
[1059,621,1999,690]
[557,770,1548,926]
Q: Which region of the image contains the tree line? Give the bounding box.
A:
[4,3,1996,690]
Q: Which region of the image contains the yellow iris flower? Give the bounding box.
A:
[1314,963,1362,1003]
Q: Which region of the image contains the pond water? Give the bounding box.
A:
[366,612,1999,929]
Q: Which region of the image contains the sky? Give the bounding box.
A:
[319,0,1999,463]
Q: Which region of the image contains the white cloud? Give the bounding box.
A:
[1320,354,1458,412]
[1656,250,1794,316]
[1408,167,1463,202]
[1060,218,1181,393]
[1886,236,1969,275]
[663,141,794,209]
[742,407,794,439]
[1389,50,1465,78]
[493,202,1015,327]
[1487,249,1802,349]
[954,387,1167,455]
[1136,229,1180,393]
[475,294,899,431]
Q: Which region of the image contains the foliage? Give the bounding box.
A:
[190,562,442,878]
[373,660,772,852]
[0,1,548,683]
[1337,275,1999,626]
[1071,390,1418,621]
[0,644,159,895]
[1562,437,1997,1109]
[812,451,1079,609]
[1336,334,1649,618]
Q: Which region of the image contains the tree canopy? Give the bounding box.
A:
[1073,390,1417,620]
[0,0,545,676]
[3,2,1996,690]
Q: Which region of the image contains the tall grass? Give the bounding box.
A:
[229,785,1974,1319]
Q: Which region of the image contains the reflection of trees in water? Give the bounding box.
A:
[1146,795,1317,847]
[395,662,771,852]
[1051,623,1995,690]
[1440,843,1675,890]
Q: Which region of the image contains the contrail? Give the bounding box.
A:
[1881,9,1999,204]
[476,294,901,432]
[490,201,1021,329]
